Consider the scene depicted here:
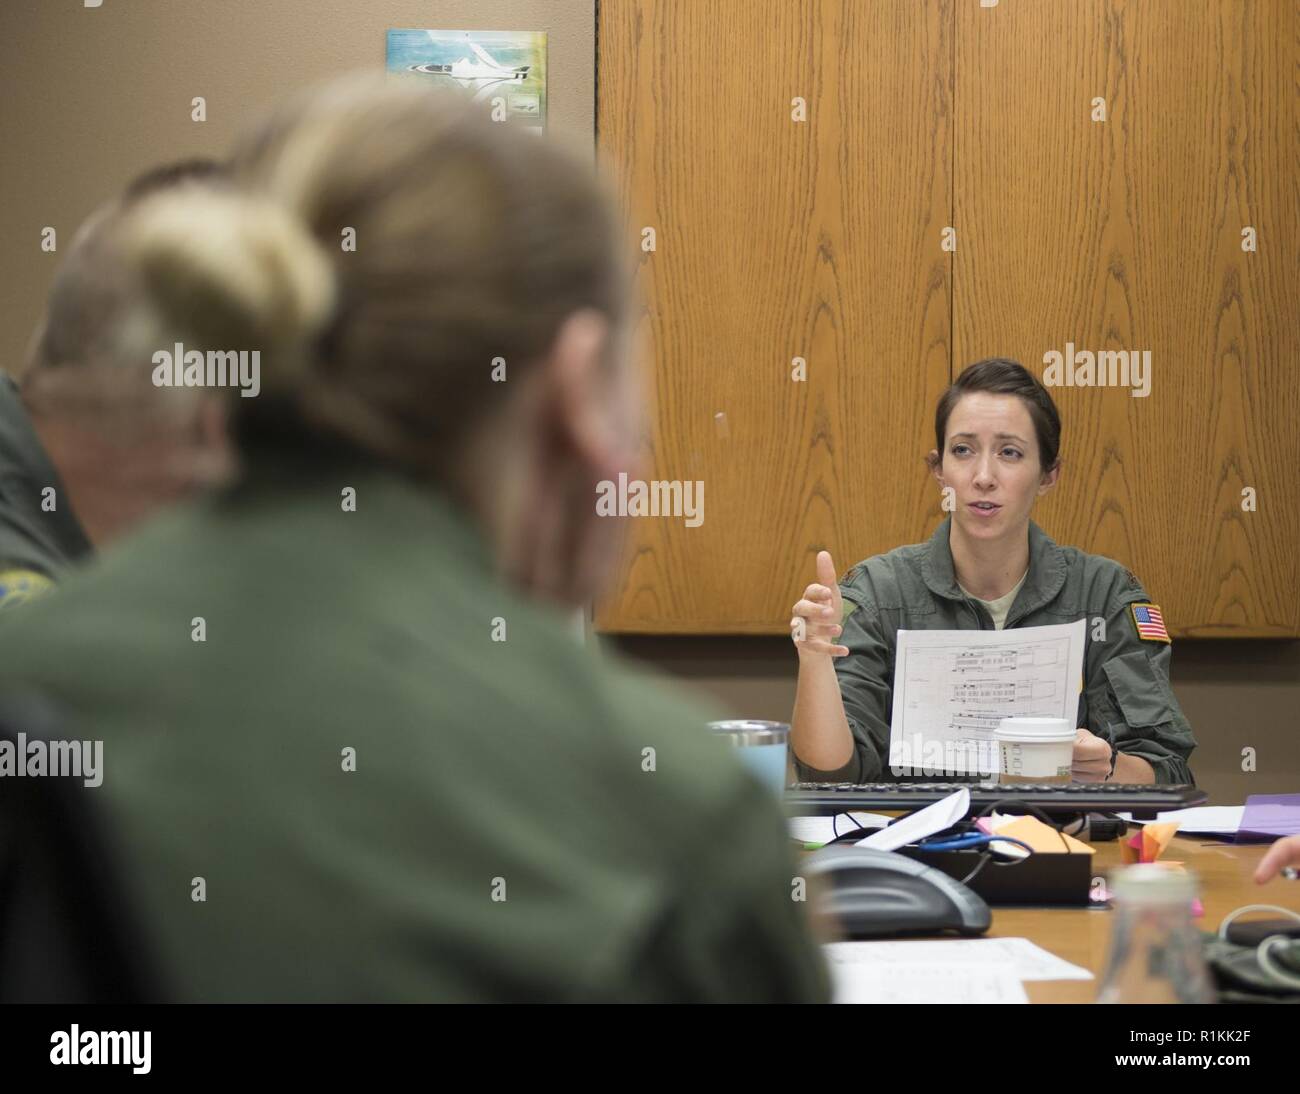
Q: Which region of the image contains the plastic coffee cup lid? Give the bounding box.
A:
[994,717,1075,742]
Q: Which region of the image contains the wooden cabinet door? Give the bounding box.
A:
[953,0,1299,636]
[596,0,953,633]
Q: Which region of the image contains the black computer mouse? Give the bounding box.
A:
[805,846,992,938]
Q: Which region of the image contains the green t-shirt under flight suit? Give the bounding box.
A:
[794,517,1196,785]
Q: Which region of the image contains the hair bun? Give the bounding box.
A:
[121,185,335,379]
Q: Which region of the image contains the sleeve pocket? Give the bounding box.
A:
[1102,651,1176,729]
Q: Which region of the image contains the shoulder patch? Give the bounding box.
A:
[1123,568,1141,590]
[0,568,53,610]
[1129,602,1170,643]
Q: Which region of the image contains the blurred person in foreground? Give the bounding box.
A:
[0,76,829,1003]
[0,159,234,608]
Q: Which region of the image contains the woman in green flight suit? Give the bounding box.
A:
[789,358,1196,785]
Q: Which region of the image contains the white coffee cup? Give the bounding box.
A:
[994,717,1075,784]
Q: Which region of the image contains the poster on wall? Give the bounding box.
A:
[386,29,547,133]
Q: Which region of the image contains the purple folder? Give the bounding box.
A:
[1236,793,1300,843]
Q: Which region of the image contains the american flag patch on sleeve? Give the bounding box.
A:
[1130,602,1171,643]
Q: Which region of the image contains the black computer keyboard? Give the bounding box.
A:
[786,781,1207,818]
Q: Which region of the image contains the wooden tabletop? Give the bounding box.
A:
[997,836,1299,1002]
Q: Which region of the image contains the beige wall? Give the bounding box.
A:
[608,634,1300,806]
[0,0,594,375]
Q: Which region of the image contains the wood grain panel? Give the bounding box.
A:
[596,0,953,633]
[953,0,1299,636]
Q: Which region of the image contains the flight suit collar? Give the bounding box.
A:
[0,374,92,572]
[921,516,1068,621]
[227,443,494,577]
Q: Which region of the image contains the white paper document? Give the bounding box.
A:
[787,812,892,845]
[1119,805,1244,835]
[889,619,1087,776]
[855,788,970,851]
[830,962,1028,1004]
[825,937,1093,983]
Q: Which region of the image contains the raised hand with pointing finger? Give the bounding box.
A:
[790,551,850,659]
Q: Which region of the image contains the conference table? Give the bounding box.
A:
[984,836,1294,1003]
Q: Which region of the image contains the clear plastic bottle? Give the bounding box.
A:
[1096,864,1215,1003]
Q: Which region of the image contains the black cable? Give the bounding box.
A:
[974,797,1073,853]
[831,810,870,840]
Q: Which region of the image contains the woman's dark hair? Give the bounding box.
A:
[932,358,1062,472]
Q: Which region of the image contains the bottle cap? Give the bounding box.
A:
[1109,863,1198,904]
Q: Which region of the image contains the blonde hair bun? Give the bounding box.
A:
[121,185,334,378]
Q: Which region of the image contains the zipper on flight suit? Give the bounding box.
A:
[961,596,992,630]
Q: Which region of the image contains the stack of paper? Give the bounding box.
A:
[788,812,891,846]
[831,962,1028,1004]
[1239,794,1300,841]
[1119,798,1300,843]
[825,938,1092,1004]
[1119,806,1242,835]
